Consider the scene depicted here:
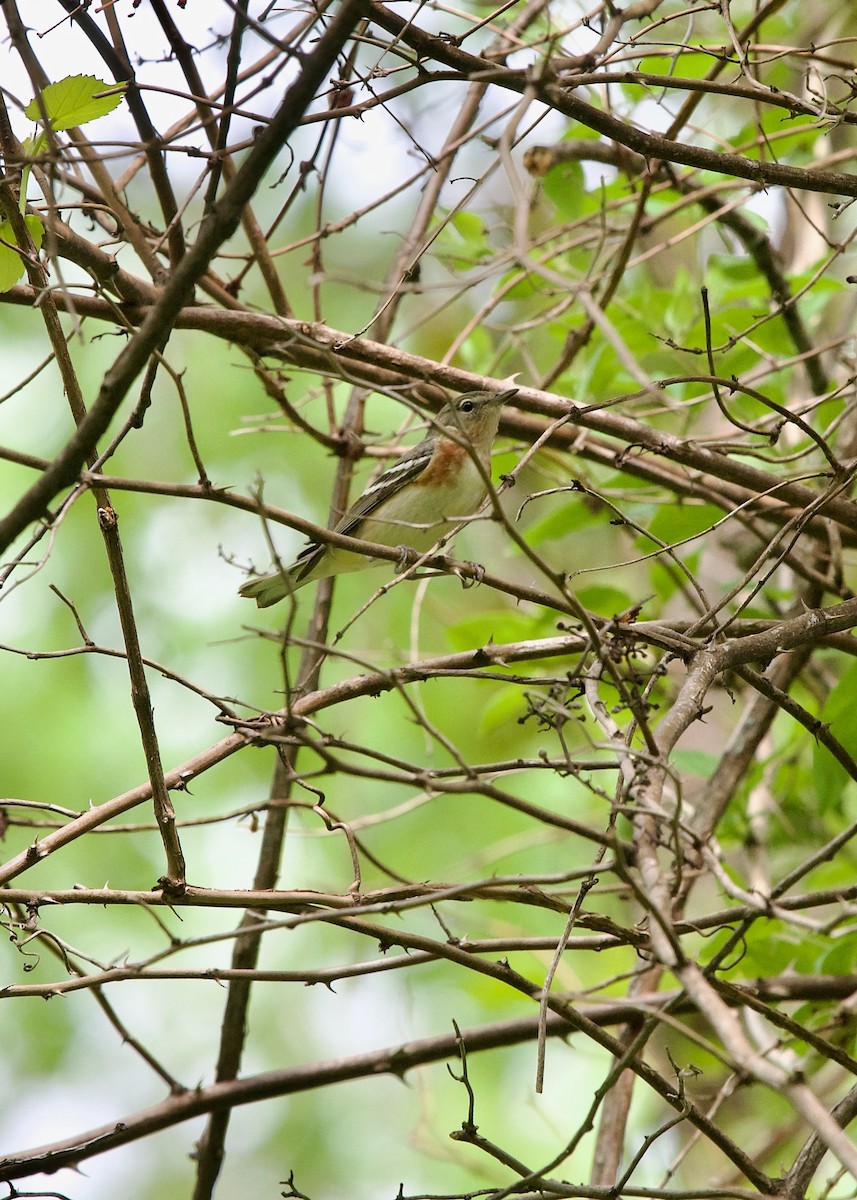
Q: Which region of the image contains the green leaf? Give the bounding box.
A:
[498,266,542,301]
[647,559,681,603]
[449,210,492,263]
[813,659,857,810]
[478,684,531,734]
[707,253,765,285]
[646,502,720,547]
[635,52,712,81]
[455,325,492,374]
[25,75,125,132]
[541,160,586,220]
[672,748,719,780]
[576,584,633,617]
[662,268,699,341]
[522,489,595,547]
[432,208,494,272]
[818,933,857,976]
[18,133,49,213]
[21,131,48,159]
[0,215,44,291]
[705,921,810,977]
[445,608,550,653]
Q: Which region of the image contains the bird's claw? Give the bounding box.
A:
[456,559,484,588]
[394,544,420,574]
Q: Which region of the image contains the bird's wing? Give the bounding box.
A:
[334,438,434,535]
[289,438,434,582]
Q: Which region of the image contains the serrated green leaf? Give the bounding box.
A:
[0,215,44,291]
[25,75,125,132]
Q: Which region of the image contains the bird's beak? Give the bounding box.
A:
[494,387,519,405]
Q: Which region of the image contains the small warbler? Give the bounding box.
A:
[239,387,517,608]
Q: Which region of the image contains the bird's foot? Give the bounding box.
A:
[394,544,420,574]
[454,559,485,588]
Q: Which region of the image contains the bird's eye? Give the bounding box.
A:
[459,400,475,413]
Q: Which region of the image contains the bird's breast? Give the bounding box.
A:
[413,440,488,514]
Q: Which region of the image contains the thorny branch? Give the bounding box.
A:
[2,2,857,1198]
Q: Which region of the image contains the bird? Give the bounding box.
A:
[239,387,518,608]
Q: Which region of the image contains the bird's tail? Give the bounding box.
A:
[238,569,301,608]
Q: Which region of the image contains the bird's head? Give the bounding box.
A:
[436,387,518,445]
